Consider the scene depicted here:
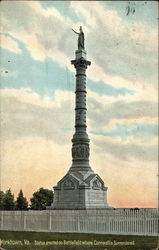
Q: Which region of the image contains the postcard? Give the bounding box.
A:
[0,1,158,249]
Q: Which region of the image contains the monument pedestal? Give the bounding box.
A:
[51,170,110,209]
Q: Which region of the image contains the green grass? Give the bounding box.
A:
[0,231,158,250]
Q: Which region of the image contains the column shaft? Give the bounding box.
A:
[70,52,91,170]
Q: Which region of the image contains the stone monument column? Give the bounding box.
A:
[70,48,91,172]
[50,27,110,210]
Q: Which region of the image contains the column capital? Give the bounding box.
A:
[71,58,91,69]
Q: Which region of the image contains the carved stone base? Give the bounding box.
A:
[50,170,111,209]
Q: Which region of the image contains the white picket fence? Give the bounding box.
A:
[0,208,158,236]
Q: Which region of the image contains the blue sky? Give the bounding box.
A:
[0,1,158,207]
[1,36,135,99]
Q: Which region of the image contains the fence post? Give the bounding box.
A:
[23,212,26,230]
[77,213,80,232]
[1,211,3,230]
[49,211,52,231]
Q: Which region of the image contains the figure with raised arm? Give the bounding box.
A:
[72,26,85,50]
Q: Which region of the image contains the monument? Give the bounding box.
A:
[51,27,111,209]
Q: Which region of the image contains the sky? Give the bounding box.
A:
[0,1,158,208]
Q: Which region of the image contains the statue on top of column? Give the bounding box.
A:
[72,26,85,50]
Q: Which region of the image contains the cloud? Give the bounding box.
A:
[90,148,158,208]
[1,1,157,92]
[0,34,22,54]
[1,88,157,207]
[0,1,75,64]
[92,145,157,207]
[88,97,158,129]
[1,88,157,162]
[97,117,158,132]
[90,123,157,142]
[1,88,74,144]
[71,1,158,87]
[92,135,157,162]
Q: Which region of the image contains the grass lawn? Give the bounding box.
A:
[0,231,158,250]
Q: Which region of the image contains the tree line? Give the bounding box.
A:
[0,188,53,210]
